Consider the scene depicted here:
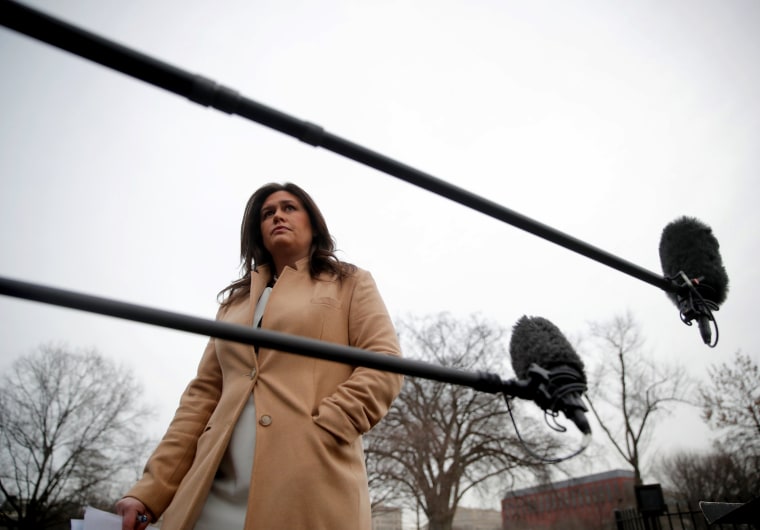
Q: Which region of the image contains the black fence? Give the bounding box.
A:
[614,502,758,530]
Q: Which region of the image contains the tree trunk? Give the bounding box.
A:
[427,514,455,530]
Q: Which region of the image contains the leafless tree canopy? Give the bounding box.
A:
[700,350,760,457]
[658,448,758,505]
[659,350,760,503]
[365,314,556,530]
[583,312,693,485]
[0,344,153,529]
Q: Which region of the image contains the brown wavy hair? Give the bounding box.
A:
[218,182,355,307]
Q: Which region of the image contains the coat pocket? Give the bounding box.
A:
[310,296,342,309]
[195,422,216,456]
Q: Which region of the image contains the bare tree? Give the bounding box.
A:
[658,448,758,505]
[696,350,760,500]
[365,313,556,530]
[0,344,153,529]
[700,350,760,457]
[583,312,693,485]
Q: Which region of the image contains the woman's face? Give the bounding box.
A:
[260,190,314,264]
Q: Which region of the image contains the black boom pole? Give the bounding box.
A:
[0,275,512,396]
[0,0,674,294]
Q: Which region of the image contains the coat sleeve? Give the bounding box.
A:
[313,270,404,444]
[123,333,223,518]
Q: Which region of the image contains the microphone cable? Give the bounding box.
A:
[503,394,591,464]
[669,271,720,347]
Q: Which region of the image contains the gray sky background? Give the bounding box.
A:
[2,0,759,507]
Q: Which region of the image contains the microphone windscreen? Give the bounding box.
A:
[509,316,585,381]
[658,216,729,305]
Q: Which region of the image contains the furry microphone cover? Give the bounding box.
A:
[658,216,729,306]
[509,315,585,381]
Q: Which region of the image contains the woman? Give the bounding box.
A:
[116,182,403,530]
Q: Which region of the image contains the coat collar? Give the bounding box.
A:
[249,256,310,303]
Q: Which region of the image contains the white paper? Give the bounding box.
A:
[69,506,159,530]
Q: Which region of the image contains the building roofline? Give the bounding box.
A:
[504,469,635,498]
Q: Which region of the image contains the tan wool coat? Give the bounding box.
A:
[125,258,403,529]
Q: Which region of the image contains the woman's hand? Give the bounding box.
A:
[115,496,152,530]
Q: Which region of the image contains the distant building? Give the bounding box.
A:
[372,505,403,530]
[501,469,637,530]
[452,507,502,530]
[418,507,502,530]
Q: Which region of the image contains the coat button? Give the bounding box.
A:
[259,415,272,426]
[249,368,257,379]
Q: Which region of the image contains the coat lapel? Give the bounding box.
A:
[249,264,273,326]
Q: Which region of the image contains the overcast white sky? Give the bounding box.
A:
[1,0,759,506]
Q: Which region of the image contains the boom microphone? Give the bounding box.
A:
[659,216,729,347]
[508,316,591,435]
